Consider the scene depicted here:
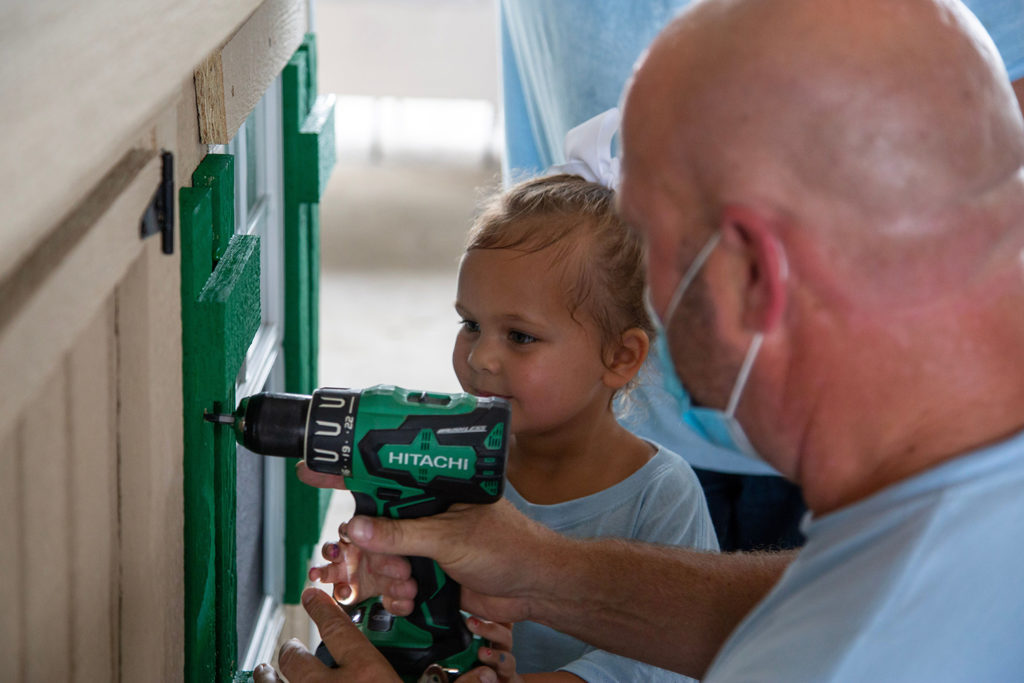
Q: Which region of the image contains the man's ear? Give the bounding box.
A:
[603,327,650,389]
[719,204,789,333]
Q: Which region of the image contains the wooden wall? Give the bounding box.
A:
[1,296,121,682]
[0,1,306,679]
[0,87,197,682]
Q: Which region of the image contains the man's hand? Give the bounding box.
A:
[344,497,561,624]
[297,460,559,623]
[252,588,401,683]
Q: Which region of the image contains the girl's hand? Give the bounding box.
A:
[462,617,589,683]
[299,462,418,614]
[462,616,520,683]
[307,525,418,614]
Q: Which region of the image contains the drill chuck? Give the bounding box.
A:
[203,392,311,459]
[235,392,311,459]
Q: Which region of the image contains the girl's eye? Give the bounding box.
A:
[459,319,480,334]
[508,330,537,345]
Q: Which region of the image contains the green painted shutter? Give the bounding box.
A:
[181,154,261,682]
[281,32,336,603]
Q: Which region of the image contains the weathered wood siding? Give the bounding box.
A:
[0,123,187,681]
[0,1,305,678]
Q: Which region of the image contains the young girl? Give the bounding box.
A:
[306,111,716,682]
[452,171,717,682]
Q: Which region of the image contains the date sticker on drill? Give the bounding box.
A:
[306,388,361,476]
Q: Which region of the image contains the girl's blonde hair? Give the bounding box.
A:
[467,174,654,357]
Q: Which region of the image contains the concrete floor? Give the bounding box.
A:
[315,0,502,395]
[317,127,501,394]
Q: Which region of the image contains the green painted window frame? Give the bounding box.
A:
[181,153,261,682]
[281,32,336,604]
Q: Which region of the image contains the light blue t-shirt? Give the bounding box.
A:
[506,444,718,682]
[705,428,1024,682]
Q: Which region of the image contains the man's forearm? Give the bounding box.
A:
[525,539,793,679]
[344,501,792,677]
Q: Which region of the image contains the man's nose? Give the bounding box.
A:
[467,335,500,374]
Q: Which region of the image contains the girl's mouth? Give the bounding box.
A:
[472,390,511,400]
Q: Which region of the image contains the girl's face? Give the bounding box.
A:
[453,247,614,436]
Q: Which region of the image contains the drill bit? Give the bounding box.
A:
[203,411,237,425]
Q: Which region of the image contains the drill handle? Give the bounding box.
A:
[349,493,470,631]
[408,555,463,624]
[352,492,377,517]
[351,490,451,519]
[405,555,474,662]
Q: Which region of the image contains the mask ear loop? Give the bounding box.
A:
[662,229,765,419]
[663,231,723,325]
[725,332,763,418]
[725,230,788,416]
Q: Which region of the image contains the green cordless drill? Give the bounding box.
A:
[205,384,510,682]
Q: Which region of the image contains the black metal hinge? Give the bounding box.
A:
[139,150,175,255]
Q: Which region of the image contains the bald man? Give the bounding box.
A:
[257,1,1024,681]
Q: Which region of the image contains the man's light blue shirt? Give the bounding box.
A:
[705,428,1024,681]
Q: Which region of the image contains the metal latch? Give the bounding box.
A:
[139,150,175,254]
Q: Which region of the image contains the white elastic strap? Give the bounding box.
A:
[726,332,763,417]
[664,231,723,324]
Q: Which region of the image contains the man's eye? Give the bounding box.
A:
[459,319,480,333]
[509,330,537,345]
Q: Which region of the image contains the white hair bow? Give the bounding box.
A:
[547,107,621,190]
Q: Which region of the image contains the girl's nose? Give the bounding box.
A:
[467,336,500,374]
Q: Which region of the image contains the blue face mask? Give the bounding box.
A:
[648,232,764,460]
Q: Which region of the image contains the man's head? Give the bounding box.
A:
[619,0,1024,511]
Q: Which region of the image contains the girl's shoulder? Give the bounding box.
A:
[631,442,704,494]
[619,442,711,527]
[584,441,703,510]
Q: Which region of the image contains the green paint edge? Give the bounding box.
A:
[282,33,336,604]
[182,154,261,681]
[181,183,218,683]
